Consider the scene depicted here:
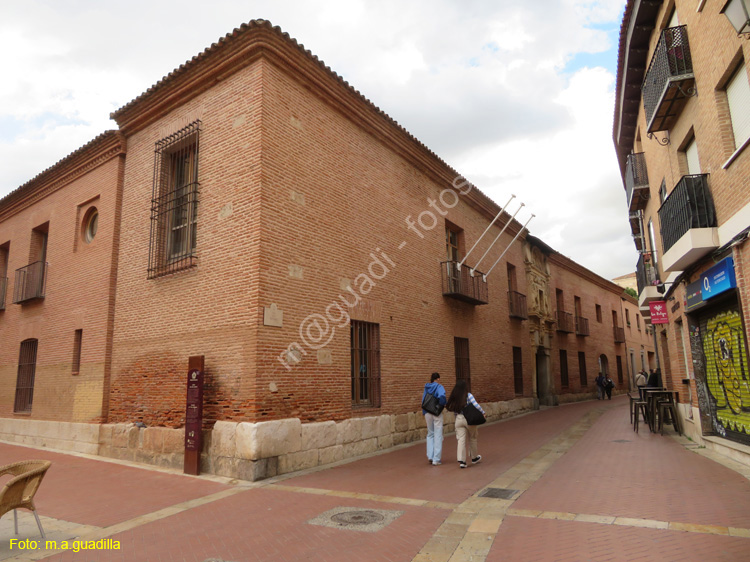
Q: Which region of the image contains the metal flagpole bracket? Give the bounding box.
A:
[485,214,535,278]
[460,194,516,270]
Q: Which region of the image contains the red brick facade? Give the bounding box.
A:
[1,22,653,446]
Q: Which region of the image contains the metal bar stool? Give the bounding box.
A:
[633,401,649,434]
[658,400,681,435]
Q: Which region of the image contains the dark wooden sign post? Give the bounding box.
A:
[184,355,204,475]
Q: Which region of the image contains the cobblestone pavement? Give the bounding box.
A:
[1,396,749,562]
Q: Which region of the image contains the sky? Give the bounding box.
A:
[0,0,638,280]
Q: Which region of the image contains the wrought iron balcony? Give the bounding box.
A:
[636,252,659,296]
[658,174,715,255]
[441,261,488,305]
[556,311,574,333]
[625,153,650,212]
[508,291,528,319]
[0,277,6,310]
[13,261,47,304]
[642,25,695,133]
[575,316,590,336]
[614,326,626,343]
[630,211,646,251]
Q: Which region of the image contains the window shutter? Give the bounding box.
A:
[685,138,700,174]
[727,64,750,150]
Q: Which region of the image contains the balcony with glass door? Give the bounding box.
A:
[13,262,47,304]
[441,262,488,305]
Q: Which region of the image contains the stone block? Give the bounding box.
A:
[210,421,238,457]
[408,412,417,431]
[360,416,379,440]
[142,427,165,453]
[278,449,319,474]
[394,414,409,432]
[111,424,131,448]
[236,418,301,461]
[338,418,362,444]
[135,449,158,466]
[99,424,114,444]
[342,437,378,459]
[162,428,184,453]
[301,421,337,450]
[377,434,394,450]
[128,426,141,449]
[376,415,392,436]
[393,432,406,446]
[319,444,344,466]
[414,413,426,429]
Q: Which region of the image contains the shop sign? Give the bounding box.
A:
[685,279,705,312]
[649,300,669,324]
[701,257,737,301]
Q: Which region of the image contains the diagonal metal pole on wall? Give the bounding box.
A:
[458,194,515,271]
[484,214,535,280]
[471,202,525,275]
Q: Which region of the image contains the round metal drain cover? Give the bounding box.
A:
[331,510,385,526]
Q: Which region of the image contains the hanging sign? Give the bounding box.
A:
[701,257,737,301]
[649,300,669,324]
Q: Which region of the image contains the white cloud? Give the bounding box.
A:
[0,0,634,279]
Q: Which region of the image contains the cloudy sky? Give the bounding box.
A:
[0,0,637,280]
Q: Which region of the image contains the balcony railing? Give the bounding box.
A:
[556,311,574,333]
[508,291,528,319]
[0,277,6,310]
[575,316,590,336]
[625,153,650,212]
[658,174,715,255]
[441,261,488,305]
[643,25,695,133]
[13,261,47,304]
[636,252,659,295]
[614,326,626,343]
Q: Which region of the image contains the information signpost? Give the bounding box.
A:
[184,355,204,476]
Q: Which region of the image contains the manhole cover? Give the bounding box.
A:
[612,439,631,443]
[308,507,403,533]
[479,488,519,500]
[331,510,385,525]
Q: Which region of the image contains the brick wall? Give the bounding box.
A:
[0,149,123,423]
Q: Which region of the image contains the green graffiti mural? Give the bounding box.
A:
[703,310,750,437]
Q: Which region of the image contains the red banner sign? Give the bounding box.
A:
[649,300,669,324]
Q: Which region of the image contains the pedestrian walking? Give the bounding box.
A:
[604,374,615,399]
[635,370,647,389]
[421,372,446,466]
[595,372,605,400]
[446,379,484,469]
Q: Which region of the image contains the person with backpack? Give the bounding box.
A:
[604,374,615,399]
[595,372,606,400]
[446,379,485,469]
[421,372,446,466]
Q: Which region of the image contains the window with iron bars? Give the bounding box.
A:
[454,337,471,390]
[513,346,523,395]
[148,121,201,278]
[560,349,569,388]
[14,339,38,413]
[351,320,381,407]
[578,351,587,387]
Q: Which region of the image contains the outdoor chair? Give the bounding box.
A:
[0,460,52,539]
[658,401,682,436]
[633,401,649,434]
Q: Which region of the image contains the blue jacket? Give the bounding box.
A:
[422,382,446,415]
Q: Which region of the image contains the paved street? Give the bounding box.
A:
[2,396,750,562]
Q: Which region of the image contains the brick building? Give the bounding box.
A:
[613,0,750,461]
[1,20,652,480]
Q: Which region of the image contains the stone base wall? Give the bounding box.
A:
[0,417,99,455]
[1,398,535,481]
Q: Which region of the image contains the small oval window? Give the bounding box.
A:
[83,208,98,243]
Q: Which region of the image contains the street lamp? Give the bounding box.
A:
[721,0,750,36]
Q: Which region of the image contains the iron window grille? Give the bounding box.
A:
[560,350,569,388]
[351,320,381,407]
[657,174,716,255]
[513,346,523,395]
[614,326,626,343]
[13,261,47,303]
[636,252,658,295]
[72,329,83,375]
[556,310,575,333]
[575,316,590,336]
[616,356,624,385]
[0,277,6,311]
[578,352,587,386]
[441,261,489,305]
[454,337,471,391]
[14,339,38,413]
[148,120,201,279]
